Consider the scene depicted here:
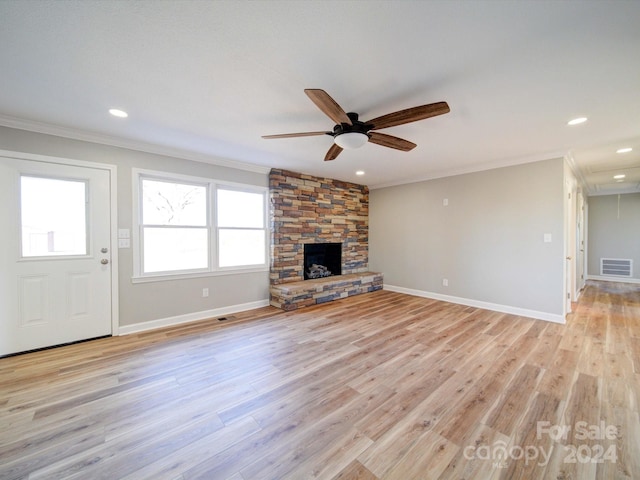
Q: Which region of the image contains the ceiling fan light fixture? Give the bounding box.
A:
[334,132,369,150]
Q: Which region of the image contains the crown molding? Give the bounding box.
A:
[369,149,567,190]
[564,150,592,195]
[0,114,270,175]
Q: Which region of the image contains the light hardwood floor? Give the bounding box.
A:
[1,281,639,479]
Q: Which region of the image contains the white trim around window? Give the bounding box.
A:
[131,168,269,283]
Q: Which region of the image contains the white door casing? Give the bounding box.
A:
[564,177,576,316]
[0,153,117,356]
[576,192,586,294]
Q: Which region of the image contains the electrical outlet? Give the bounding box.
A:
[442,279,449,287]
[202,288,209,298]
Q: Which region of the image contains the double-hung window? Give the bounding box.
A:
[134,169,268,280]
[140,177,209,274]
[217,188,266,267]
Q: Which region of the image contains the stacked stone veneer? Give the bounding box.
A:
[270,272,384,311]
[270,168,382,309]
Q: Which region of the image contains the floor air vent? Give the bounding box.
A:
[600,258,632,277]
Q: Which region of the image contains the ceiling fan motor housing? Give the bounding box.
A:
[330,112,372,139]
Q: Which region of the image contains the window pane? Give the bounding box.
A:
[142,179,207,226]
[218,229,265,267]
[143,227,208,273]
[21,176,87,257]
[217,189,264,228]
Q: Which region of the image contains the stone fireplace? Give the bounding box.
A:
[269,168,382,310]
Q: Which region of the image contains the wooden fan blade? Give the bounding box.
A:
[366,102,450,130]
[305,89,352,125]
[262,131,330,139]
[368,132,416,151]
[324,143,343,161]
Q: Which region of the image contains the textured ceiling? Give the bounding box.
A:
[0,0,638,193]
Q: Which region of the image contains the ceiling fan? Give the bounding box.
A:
[262,89,450,161]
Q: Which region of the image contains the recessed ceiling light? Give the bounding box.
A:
[616,147,633,154]
[613,174,626,179]
[109,108,128,118]
[355,170,365,176]
[567,117,587,126]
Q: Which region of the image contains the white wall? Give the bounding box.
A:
[0,126,270,329]
[369,158,565,321]
[587,193,640,281]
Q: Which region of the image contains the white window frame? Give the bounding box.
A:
[132,168,269,283]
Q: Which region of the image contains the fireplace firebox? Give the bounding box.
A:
[303,243,342,280]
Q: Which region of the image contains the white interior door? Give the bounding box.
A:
[0,156,112,356]
[564,178,577,315]
[576,192,586,293]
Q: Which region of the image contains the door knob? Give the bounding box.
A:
[101,259,109,265]
[101,247,109,253]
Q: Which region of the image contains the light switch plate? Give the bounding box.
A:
[118,228,130,239]
[118,238,130,248]
[544,233,552,243]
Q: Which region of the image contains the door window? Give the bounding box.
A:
[20,175,88,257]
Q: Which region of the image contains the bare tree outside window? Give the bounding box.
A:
[141,179,208,273]
[136,172,268,276]
[142,179,206,226]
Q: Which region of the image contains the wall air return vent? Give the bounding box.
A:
[600,258,633,277]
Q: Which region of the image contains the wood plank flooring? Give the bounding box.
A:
[1,281,639,479]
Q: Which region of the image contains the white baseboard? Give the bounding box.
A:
[587,275,640,285]
[118,299,270,335]
[384,285,565,324]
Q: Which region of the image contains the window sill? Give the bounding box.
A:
[131,266,269,284]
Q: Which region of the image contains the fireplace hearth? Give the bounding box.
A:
[304,243,341,280]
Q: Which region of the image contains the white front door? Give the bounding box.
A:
[0,156,112,356]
